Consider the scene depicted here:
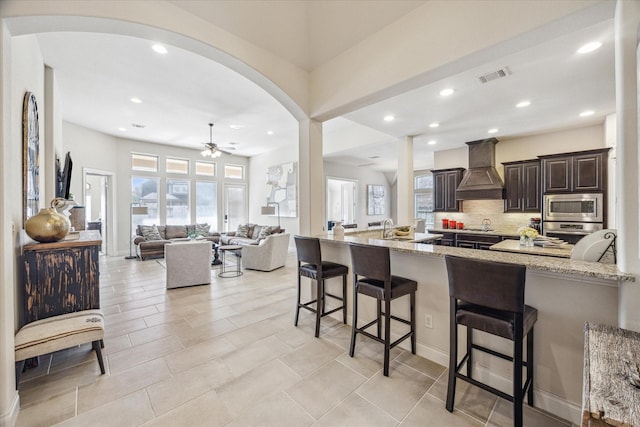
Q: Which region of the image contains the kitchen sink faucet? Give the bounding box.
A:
[382,218,394,238]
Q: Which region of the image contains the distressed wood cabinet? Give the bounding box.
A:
[22,230,101,327]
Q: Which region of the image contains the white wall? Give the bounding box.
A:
[248,142,299,236]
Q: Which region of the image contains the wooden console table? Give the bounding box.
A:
[582,322,640,426]
[22,230,101,327]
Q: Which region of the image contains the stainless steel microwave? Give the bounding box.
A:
[543,193,603,223]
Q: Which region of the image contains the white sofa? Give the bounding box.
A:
[241,233,290,271]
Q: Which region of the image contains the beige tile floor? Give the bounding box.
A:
[15,252,574,427]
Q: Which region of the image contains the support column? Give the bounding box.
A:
[0,19,19,427]
[298,118,324,235]
[614,0,640,331]
[397,136,414,226]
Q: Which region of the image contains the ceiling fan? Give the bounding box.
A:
[200,123,235,158]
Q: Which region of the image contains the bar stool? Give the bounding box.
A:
[294,236,348,337]
[348,243,417,376]
[444,255,537,427]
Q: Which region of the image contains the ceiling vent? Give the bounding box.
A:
[131,123,146,128]
[478,67,512,84]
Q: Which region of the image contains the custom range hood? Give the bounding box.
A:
[455,138,505,200]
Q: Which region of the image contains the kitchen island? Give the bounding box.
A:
[314,231,633,424]
[489,239,574,258]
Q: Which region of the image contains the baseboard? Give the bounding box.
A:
[0,391,19,427]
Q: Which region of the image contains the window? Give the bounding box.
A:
[195,161,215,176]
[166,157,189,174]
[166,179,190,224]
[131,176,159,225]
[224,164,244,179]
[196,181,217,228]
[414,172,434,227]
[131,153,158,172]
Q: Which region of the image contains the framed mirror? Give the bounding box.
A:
[23,92,40,224]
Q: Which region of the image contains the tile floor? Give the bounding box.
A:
[15,252,575,426]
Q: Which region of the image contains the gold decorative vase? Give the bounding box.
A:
[25,198,70,243]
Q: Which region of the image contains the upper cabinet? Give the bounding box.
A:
[503,159,541,213]
[432,168,464,212]
[540,148,610,194]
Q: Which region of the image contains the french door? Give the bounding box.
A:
[223,184,247,233]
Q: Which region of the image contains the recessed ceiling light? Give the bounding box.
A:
[152,44,168,54]
[229,124,245,130]
[428,140,437,145]
[516,101,531,108]
[488,128,499,134]
[439,88,455,97]
[267,130,274,135]
[429,122,440,128]
[383,115,395,122]
[577,41,602,54]
[118,127,126,132]
[580,110,595,117]
[130,97,142,104]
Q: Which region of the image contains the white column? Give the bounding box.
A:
[614,0,640,331]
[397,136,414,226]
[298,118,324,235]
[0,19,20,427]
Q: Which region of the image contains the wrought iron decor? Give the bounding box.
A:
[23,92,40,224]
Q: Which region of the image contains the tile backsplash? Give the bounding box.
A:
[434,200,539,233]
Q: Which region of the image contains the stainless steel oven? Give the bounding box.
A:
[544,221,603,244]
[543,193,603,223]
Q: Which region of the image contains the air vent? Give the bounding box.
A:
[358,162,375,167]
[131,123,146,129]
[478,67,512,84]
[369,155,381,159]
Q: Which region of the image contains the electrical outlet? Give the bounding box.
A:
[424,314,433,329]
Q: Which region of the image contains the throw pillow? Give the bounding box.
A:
[195,223,210,237]
[165,225,187,239]
[251,225,263,240]
[140,225,163,241]
[235,224,251,238]
[258,225,277,239]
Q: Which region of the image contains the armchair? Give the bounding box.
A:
[241,233,290,271]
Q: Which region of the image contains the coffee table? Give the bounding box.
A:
[218,245,243,277]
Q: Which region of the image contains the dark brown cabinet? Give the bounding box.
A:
[540,148,609,194]
[432,168,464,212]
[22,230,101,327]
[503,160,541,213]
[455,233,501,250]
[437,232,456,246]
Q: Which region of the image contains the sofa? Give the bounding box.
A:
[220,223,285,246]
[133,224,220,260]
[241,233,290,271]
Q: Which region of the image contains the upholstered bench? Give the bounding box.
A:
[15,309,105,384]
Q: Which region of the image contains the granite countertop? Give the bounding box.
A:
[489,239,574,258]
[318,233,634,282]
[427,227,521,238]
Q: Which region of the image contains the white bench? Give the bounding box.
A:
[15,310,105,384]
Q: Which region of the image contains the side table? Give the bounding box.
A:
[582,322,640,426]
[218,245,243,278]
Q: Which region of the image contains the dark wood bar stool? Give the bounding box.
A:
[294,236,348,337]
[444,255,537,427]
[348,243,417,376]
